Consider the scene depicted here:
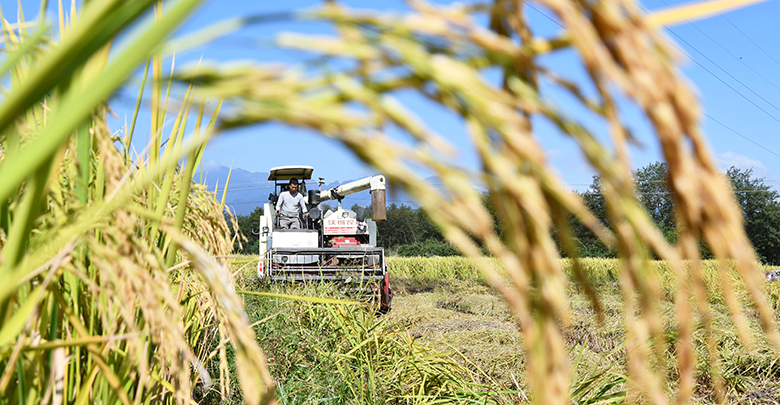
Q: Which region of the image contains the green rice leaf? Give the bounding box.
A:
[0,0,206,204]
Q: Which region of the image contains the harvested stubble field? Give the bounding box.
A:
[223,256,780,404]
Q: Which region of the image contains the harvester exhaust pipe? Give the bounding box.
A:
[371,189,386,221]
[308,190,320,205]
[356,206,367,223]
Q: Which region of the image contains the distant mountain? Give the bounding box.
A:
[196,163,417,215]
[195,165,273,215]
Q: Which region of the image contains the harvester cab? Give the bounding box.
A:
[258,165,392,312]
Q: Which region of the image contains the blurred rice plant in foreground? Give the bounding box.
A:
[2,0,777,403]
[0,1,274,404]
[175,0,779,403]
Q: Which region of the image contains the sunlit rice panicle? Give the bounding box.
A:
[3,0,766,403]
[0,2,276,404]
[174,0,777,403]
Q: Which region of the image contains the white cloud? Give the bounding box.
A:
[717,152,767,176]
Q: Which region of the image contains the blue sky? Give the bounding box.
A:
[6,0,780,197]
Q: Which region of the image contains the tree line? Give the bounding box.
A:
[229,162,780,264]
[572,162,780,264]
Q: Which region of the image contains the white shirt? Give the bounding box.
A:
[276,191,307,216]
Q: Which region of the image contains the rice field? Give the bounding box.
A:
[0,3,273,404]
[223,255,780,404]
[3,0,779,404]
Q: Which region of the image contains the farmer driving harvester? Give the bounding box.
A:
[274,177,309,229]
[259,165,392,312]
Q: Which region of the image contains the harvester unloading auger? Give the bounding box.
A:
[257,166,392,312]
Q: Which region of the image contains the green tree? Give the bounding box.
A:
[633,162,675,237]
[570,164,780,263]
[572,164,677,257]
[231,206,264,254]
[573,164,678,257]
[583,175,609,227]
[376,203,419,248]
[415,208,443,242]
[570,175,614,257]
[480,192,503,239]
[727,167,780,265]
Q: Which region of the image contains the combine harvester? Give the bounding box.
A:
[257,165,393,312]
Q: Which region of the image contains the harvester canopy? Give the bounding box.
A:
[267,165,314,181]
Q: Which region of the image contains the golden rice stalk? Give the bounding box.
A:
[175,0,777,403]
[0,1,275,404]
